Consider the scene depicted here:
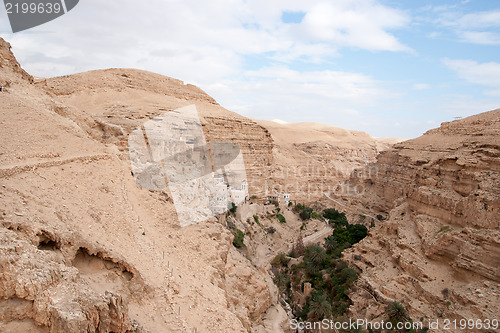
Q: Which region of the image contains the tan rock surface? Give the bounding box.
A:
[3,35,379,333]
[6,32,495,333]
[38,68,274,198]
[0,37,274,333]
[344,111,500,331]
[255,120,400,203]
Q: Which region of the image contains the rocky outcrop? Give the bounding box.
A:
[0,39,33,84]
[0,226,140,332]
[354,110,499,230]
[37,68,274,199]
[255,120,399,203]
[224,248,272,330]
[203,116,273,196]
[344,111,500,328]
[1,37,274,332]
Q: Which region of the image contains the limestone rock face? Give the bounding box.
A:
[224,248,272,330]
[255,120,399,203]
[364,112,499,230]
[0,227,139,333]
[1,37,274,333]
[0,39,33,83]
[39,68,274,199]
[203,116,273,197]
[345,111,500,326]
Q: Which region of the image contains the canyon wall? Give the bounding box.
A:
[39,67,274,197]
[255,120,398,204]
[344,111,500,329]
[0,38,274,333]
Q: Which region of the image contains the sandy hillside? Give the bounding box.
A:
[37,67,275,201]
[1,37,279,333]
[0,36,399,333]
[2,33,498,333]
[255,119,403,204]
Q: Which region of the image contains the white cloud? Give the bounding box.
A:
[434,10,500,45]
[205,65,397,132]
[456,10,500,29]
[243,66,388,101]
[299,1,410,51]
[443,59,500,96]
[427,31,442,38]
[460,31,500,45]
[437,94,500,117]
[4,0,410,80]
[413,83,431,90]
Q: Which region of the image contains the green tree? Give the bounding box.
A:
[340,267,358,285]
[304,245,327,274]
[290,236,305,257]
[299,207,312,220]
[387,301,408,323]
[267,226,276,234]
[323,208,348,226]
[273,273,289,291]
[346,224,368,244]
[323,208,340,219]
[332,226,351,246]
[324,236,338,254]
[308,291,332,321]
[271,252,291,267]
[229,202,237,214]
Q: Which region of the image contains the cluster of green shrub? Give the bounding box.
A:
[267,226,276,234]
[295,203,313,220]
[324,223,368,257]
[272,244,360,322]
[294,203,319,221]
[383,301,429,332]
[232,228,245,248]
[227,220,245,249]
[271,208,370,323]
[323,207,348,226]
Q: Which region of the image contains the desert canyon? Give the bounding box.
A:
[0,36,499,333]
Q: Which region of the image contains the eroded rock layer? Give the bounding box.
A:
[1,37,273,333]
[344,111,500,329]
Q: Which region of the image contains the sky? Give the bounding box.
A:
[1,0,499,139]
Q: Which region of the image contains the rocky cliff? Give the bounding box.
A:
[255,120,399,204]
[0,38,274,333]
[344,111,500,329]
[38,67,274,198]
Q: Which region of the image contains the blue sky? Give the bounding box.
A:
[1,0,499,138]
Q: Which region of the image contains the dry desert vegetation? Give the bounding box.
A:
[0,37,499,333]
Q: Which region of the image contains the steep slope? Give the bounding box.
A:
[0,35,403,333]
[37,68,274,198]
[343,111,500,327]
[1,38,272,333]
[255,120,400,203]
